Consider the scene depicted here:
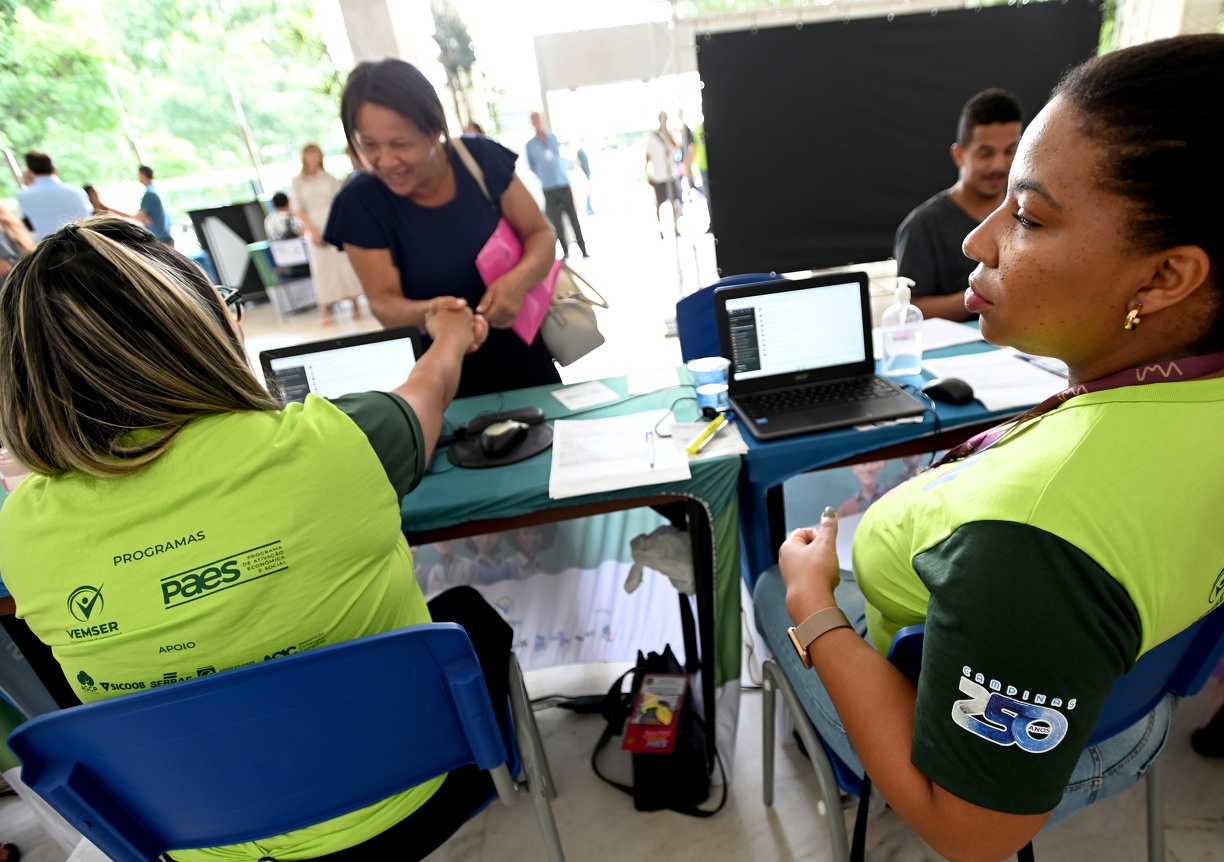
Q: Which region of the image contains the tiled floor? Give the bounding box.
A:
[425,650,1224,862]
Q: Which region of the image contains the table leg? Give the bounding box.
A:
[685,499,717,771]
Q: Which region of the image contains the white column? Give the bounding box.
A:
[1115,0,1222,48]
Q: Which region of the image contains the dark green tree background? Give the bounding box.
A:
[1,0,346,197]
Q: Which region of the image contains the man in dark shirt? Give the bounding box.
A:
[94,165,175,242]
[894,89,1023,321]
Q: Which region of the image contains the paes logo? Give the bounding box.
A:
[67,585,105,622]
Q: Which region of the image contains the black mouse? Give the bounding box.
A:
[922,377,975,406]
[479,419,529,457]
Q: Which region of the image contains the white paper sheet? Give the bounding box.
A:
[923,350,1065,411]
[626,367,682,395]
[549,409,692,500]
[550,380,620,411]
[872,317,986,359]
[670,420,749,460]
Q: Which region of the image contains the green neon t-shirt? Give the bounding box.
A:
[852,377,1224,814]
[0,393,445,859]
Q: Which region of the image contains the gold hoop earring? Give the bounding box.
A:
[1124,306,1142,331]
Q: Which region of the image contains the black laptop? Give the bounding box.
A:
[259,327,425,406]
[714,273,927,441]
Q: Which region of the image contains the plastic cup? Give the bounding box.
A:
[696,383,729,411]
[687,356,730,387]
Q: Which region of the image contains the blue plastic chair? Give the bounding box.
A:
[757,572,1224,862]
[675,273,783,362]
[8,623,564,862]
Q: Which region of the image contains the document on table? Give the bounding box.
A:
[670,419,749,460]
[550,380,620,411]
[872,317,985,359]
[923,349,1066,412]
[549,409,692,500]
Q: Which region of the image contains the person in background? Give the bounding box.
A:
[464,120,485,136]
[92,166,175,243]
[526,111,588,260]
[894,89,1023,321]
[325,58,561,399]
[264,191,303,241]
[15,151,91,241]
[575,143,594,216]
[766,36,1224,860]
[83,185,103,215]
[676,108,697,196]
[292,143,366,326]
[0,203,34,286]
[0,215,521,862]
[644,112,681,239]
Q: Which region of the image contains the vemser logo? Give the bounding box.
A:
[65,585,122,639]
[161,560,241,607]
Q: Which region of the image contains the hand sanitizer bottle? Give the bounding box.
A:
[881,277,923,377]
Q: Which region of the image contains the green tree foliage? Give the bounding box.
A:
[0,1,131,194]
[432,0,476,126]
[2,0,347,198]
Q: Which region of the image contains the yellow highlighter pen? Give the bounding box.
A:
[685,413,730,456]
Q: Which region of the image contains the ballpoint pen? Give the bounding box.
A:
[685,412,730,456]
[646,431,656,468]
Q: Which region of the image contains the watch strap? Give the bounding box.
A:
[788,606,852,669]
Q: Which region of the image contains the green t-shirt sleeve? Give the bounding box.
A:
[329,391,426,499]
[910,520,1141,815]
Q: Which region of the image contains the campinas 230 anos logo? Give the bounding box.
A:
[68,585,105,622]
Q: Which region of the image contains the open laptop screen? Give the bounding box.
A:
[259,327,424,405]
[723,279,866,382]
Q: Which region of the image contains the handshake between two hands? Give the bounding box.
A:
[424,297,489,354]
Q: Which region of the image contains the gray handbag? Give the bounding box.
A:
[452,137,608,366]
[544,264,608,366]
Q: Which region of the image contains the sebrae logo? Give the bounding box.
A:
[67,585,105,622]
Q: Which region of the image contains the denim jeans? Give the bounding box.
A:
[752,565,1173,824]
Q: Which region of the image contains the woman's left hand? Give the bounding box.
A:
[778,510,841,623]
[477,275,526,329]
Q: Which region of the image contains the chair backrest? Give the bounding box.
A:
[675,273,783,362]
[8,623,510,862]
[882,608,1224,746]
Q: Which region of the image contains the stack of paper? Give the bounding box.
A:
[923,350,1066,412]
[548,409,692,500]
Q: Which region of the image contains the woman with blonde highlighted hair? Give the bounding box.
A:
[0,216,519,861]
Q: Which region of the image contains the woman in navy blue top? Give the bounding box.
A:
[325,59,561,399]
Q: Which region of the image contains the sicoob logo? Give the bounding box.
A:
[67,585,104,622]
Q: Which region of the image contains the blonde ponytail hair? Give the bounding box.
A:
[0,217,280,478]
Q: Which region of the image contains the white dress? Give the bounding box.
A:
[290,171,364,306]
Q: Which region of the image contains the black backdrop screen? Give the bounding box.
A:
[697,1,1102,276]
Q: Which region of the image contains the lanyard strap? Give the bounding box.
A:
[932,351,1224,467]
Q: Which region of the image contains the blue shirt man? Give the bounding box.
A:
[16,151,92,241]
[94,165,174,242]
[137,166,174,242]
[525,112,588,258]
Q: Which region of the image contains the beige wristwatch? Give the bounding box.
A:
[787,606,852,669]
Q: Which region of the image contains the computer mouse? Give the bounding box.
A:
[921,377,975,406]
[479,419,530,457]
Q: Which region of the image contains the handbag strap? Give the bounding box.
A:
[560,262,609,308]
[450,137,494,205]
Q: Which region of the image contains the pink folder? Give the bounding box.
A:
[476,218,560,345]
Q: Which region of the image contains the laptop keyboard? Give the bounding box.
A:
[736,376,896,418]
